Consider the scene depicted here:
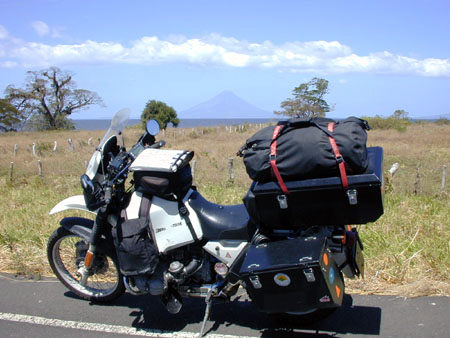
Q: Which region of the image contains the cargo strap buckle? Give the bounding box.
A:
[335,155,344,163]
[179,205,189,216]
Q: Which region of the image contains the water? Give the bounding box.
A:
[73,118,275,130]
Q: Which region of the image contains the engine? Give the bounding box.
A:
[124,246,214,297]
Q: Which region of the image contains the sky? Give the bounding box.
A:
[0,0,449,119]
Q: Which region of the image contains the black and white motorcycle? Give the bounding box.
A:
[48,109,383,335]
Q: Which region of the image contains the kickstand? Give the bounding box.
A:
[198,289,214,338]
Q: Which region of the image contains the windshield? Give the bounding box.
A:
[97,108,130,149]
[86,108,131,179]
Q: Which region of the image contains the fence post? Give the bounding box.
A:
[414,167,420,194]
[228,158,235,182]
[9,162,14,181]
[389,163,400,177]
[68,138,74,152]
[13,144,18,156]
[38,160,43,177]
[442,165,447,193]
[32,143,38,157]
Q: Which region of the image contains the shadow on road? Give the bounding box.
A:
[65,290,381,337]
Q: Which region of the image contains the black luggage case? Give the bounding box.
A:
[237,237,344,313]
[244,147,384,229]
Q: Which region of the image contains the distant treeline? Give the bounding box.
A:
[362,115,449,132]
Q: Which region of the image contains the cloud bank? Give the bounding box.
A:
[0,25,449,77]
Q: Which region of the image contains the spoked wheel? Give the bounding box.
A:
[47,227,125,302]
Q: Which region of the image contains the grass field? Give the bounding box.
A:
[0,121,449,296]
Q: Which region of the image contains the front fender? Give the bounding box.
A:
[59,217,116,258]
[50,195,97,215]
[60,217,94,242]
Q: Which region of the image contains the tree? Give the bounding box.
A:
[0,99,23,132]
[141,100,179,130]
[392,109,409,119]
[275,77,331,118]
[4,67,103,130]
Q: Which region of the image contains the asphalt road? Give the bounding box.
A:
[1,273,449,338]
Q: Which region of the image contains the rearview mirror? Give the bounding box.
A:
[146,119,160,136]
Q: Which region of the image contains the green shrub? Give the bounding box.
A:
[436,118,450,125]
[363,115,411,132]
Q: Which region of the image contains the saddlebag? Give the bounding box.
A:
[237,236,344,313]
[243,146,384,229]
[113,217,159,276]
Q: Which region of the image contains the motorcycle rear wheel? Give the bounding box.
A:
[47,227,125,302]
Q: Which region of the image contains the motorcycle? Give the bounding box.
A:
[48,109,383,336]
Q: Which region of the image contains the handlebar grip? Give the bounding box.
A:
[150,140,166,149]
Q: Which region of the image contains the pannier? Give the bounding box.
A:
[130,149,194,199]
[112,217,159,276]
[243,147,384,229]
[239,116,370,183]
[236,236,344,313]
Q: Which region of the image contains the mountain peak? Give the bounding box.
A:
[179,91,272,118]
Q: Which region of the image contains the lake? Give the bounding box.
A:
[73,118,275,130]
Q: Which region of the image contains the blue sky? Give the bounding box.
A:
[1,0,449,119]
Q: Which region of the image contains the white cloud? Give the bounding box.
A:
[30,21,63,38]
[0,25,8,40]
[31,21,50,37]
[0,31,449,77]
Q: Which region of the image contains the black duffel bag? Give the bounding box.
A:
[238,116,370,184]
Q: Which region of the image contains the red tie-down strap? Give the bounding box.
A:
[327,123,349,189]
[270,124,290,195]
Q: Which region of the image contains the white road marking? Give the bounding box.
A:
[0,312,257,338]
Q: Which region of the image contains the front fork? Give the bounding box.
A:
[79,205,109,286]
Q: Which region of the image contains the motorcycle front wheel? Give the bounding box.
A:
[47,227,125,302]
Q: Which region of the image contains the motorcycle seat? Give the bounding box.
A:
[188,190,252,241]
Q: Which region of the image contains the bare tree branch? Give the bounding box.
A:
[4,67,104,130]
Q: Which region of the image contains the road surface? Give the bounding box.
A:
[0,273,449,337]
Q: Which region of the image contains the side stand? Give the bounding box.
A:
[198,289,214,338]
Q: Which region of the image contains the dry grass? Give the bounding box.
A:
[0,122,449,297]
